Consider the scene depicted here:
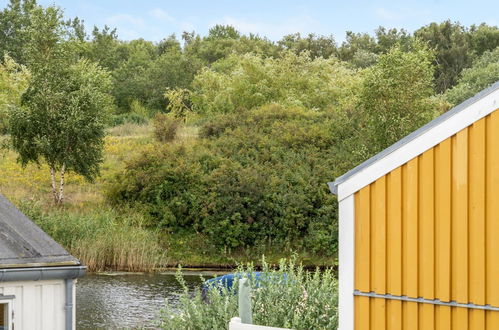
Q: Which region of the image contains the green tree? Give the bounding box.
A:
[278,33,337,59]
[0,0,38,63]
[446,46,499,105]
[190,51,360,114]
[9,4,113,204]
[183,25,277,65]
[358,43,443,156]
[10,59,113,204]
[415,21,472,93]
[111,39,157,111]
[85,25,124,71]
[0,55,30,133]
[469,23,499,56]
[337,31,377,62]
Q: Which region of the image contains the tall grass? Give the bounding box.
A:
[20,202,166,272]
[158,258,338,329]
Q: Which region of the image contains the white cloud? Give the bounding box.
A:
[106,14,145,28]
[149,8,174,23]
[375,8,404,21]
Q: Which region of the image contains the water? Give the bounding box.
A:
[76,272,210,329]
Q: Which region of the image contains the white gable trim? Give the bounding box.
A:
[338,194,355,330]
[333,86,499,201]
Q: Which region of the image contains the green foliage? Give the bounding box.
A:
[278,33,337,59]
[469,23,499,57]
[191,52,360,114]
[10,58,113,181]
[0,55,30,133]
[358,43,441,156]
[164,88,192,120]
[159,258,338,330]
[153,113,180,142]
[337,27,410,67]
[0,0,38,63]
[415,21,473,93]
[108,105,340,253]
[20,201,165,271]
[183,25,278,65]
[446,47,499,105]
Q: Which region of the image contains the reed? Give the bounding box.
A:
[20,202,166,272]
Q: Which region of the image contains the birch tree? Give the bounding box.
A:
[8,5,113,204]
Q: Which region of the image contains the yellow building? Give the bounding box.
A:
[329,82,499,330]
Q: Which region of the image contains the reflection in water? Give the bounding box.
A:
[76,273,203,329]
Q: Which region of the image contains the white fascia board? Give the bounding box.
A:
[335,87,499,201]
[338,194,355,330]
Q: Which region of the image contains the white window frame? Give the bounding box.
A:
[0,295,14,330]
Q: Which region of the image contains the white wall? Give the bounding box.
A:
[228,317,290,330]
[0,279,67,330]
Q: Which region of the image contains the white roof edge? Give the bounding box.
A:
[330,81,499,201]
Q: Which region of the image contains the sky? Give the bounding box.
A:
[6,0,499,43]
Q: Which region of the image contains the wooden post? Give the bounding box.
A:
[238,278,253,324]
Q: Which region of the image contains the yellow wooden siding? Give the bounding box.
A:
[354,110,499,329]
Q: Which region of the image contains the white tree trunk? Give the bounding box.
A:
[58,163,66,204]
[50,167,59,204]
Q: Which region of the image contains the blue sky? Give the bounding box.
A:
[7,0,499,42]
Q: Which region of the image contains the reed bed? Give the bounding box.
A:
[20,202,166,272]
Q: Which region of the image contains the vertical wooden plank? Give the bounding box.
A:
[371,177,386,329]
[469,119,486,329]
[435,139,452,303]
[35,284,42,330]
[486,310,499,330]
[452,129,469,330]
[355,188,371,293]
[23,283,36,330]
[419,149,435,329]
[402,160,418,330]
[486,112,499,308]
[41,284,55,330]
[387,169,402,330]
[355,296,370,330]
[387,169,403,295]
[355,188,371,329]
[435,305,451,330]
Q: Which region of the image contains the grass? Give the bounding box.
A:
[0,121,335,272]
[21,202,166,272]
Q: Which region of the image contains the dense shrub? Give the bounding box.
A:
[357,43,445,156]
[158,258,338,329]
[108,105,342,254]
[446,46,499,105]
[190,52,361,114]
[153,113,180,142]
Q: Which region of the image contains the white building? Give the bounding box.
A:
[0,195,86,330]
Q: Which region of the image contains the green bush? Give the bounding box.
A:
[107,104,341,254]
[153,112,181,142]
[446,46,499,105]
[190,52,360,114]
[158,258,338,329]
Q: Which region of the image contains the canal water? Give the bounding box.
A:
[76,272,218,329]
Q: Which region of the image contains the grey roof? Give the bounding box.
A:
[0,194,79,268]
[330,80,499,194]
